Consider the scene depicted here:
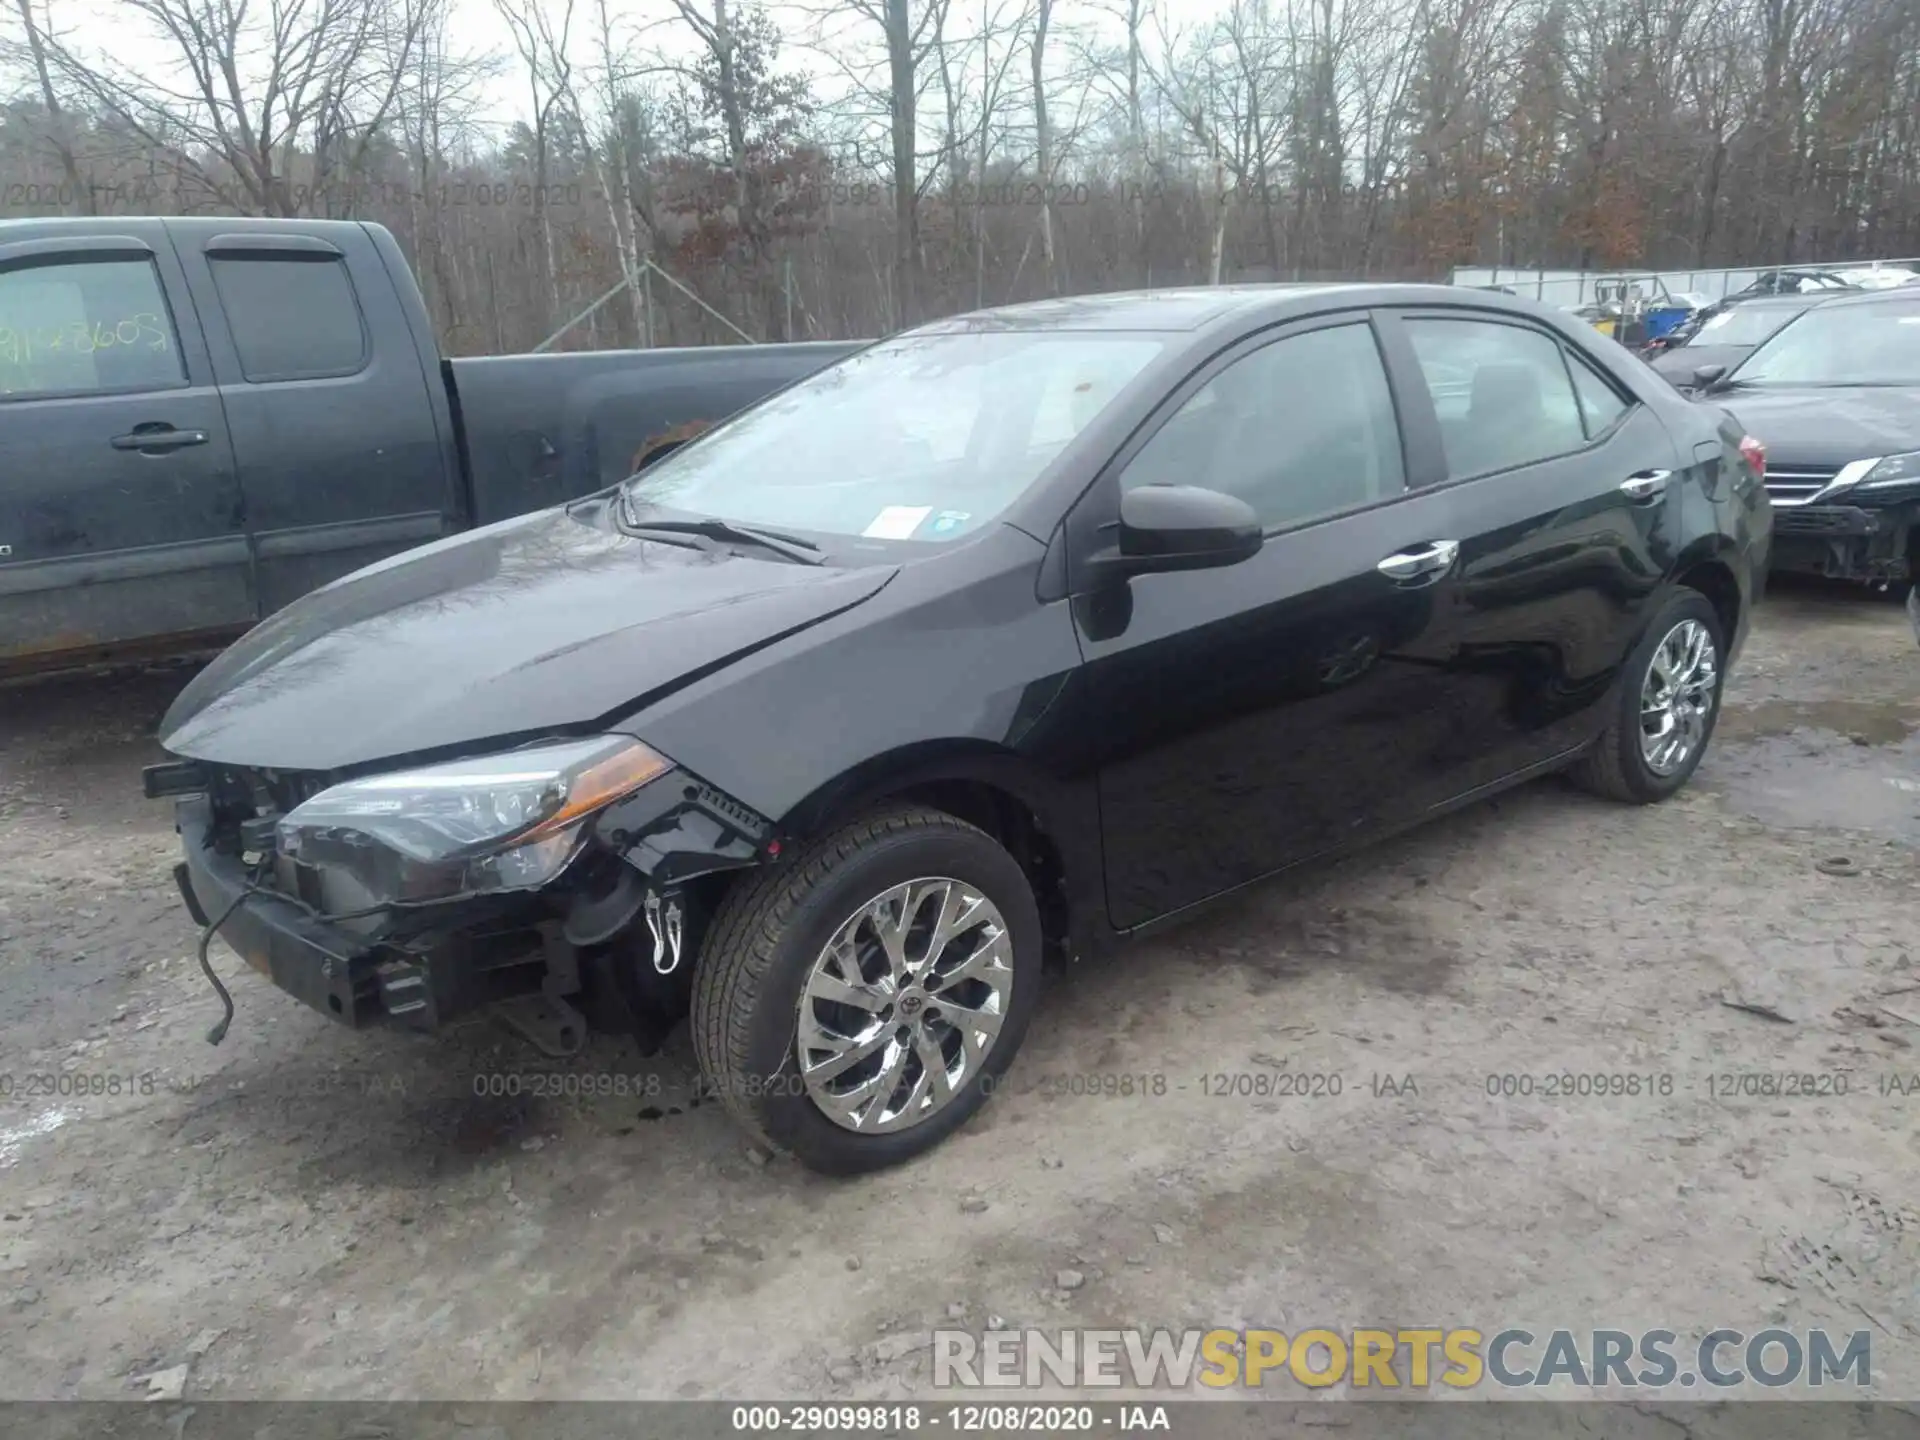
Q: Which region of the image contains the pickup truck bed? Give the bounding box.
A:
[0,215,859,675]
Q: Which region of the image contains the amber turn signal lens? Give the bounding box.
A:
[521,739,672,843]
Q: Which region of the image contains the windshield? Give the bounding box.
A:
[1691,305,1802,347]
[1734,302,1920,385]
[621,330,1165,544]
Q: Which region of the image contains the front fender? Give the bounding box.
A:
[778,740,1110,961]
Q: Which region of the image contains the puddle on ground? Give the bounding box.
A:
[1704,714,1920,844]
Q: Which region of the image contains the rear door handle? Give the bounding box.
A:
[112,426,209,453]
[1376,539,1459,582]
[1620,469,1671,501]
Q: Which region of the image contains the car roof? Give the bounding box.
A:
[1810,285,1920,311]
[906,282,1548,336]
[912,285,1358,334]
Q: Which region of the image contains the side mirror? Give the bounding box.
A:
[1691,363,1728,391]
[1113,484,1263,575]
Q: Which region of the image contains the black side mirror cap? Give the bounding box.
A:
[1111,484,1264,576]
[1691,363,1728,392]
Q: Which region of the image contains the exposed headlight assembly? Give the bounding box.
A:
[1855,451,1920,491]
[277,736,671,909]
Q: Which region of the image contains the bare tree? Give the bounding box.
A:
[1030,0,1060,289]
[1078,0,1164,281]
[10,0,1920,349]
[10,0,92,211]
[803,0,956,322]
[40,0,426,215]
[583,0,652,341]
[495,0,577,333]
[389,0,493,338]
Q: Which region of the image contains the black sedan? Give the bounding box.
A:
[1696,287,1920,584]
[1646,293,1829,391]
[147,284,1773,1174]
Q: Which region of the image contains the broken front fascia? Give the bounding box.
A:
[567,763,780,972]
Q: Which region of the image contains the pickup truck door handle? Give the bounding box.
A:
[111,426,210,454]
[1376,539,1459,582]
[1619,469,1671,501]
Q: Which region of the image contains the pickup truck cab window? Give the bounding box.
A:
[1405,316,1591,479]
[623,331,1164,544]
[208,253,369,382]
[0,256,185,399]
[1117,321,1406,531]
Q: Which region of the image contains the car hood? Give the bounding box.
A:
[160,503,897,771]
[1712,385,1920,469]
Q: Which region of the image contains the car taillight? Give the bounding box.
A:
[1738,435,1766,475]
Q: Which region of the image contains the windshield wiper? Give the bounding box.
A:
[620,511,826,565]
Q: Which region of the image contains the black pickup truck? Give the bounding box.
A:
[0,216,858,675]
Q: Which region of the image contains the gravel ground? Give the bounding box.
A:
[2,582,1917,1404]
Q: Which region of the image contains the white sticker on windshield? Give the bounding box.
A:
[863,505,932,539]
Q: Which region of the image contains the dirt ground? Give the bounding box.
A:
[2,581,1918,1405]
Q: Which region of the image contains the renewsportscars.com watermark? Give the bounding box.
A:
[933,1327,1873,1391]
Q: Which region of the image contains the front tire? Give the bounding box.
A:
[691,805,1041,1175]
[1568,590,1725,804]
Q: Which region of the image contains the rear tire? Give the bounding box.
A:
[691,804,1041,1175]
[1568,590,1725,804]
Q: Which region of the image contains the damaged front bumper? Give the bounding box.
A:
[175,794,398,1027]
[1768,502,1915,583]
[161,758,778,1050]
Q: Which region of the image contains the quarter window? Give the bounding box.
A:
[1567,351,1630,438]
[1119,322,1406,531]
[1405,318,1589,479]
[209,255,368,382]
[0,258,185,399]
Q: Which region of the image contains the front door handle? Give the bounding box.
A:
[1620,469,1671,501]
[1376,539,1459,582]
[111,425,210,454]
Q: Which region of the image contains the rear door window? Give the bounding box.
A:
[0,258,185,399]
[209,255,368,382]
[1405,317,1589,479]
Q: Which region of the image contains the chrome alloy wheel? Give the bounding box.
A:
[1639,618,1718,776]
[796,877,1014,1134]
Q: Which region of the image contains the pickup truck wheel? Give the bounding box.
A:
[690,805,1041,1175]
[1568,590,1725,804]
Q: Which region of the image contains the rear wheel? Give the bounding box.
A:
[1568,590,1725,804]
[691,804,1041,1175]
